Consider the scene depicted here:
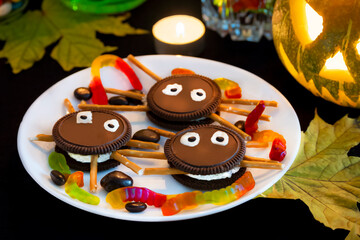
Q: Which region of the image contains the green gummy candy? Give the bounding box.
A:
[48,151,71,174]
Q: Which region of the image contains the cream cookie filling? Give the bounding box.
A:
[186,166,240,181]
[67,152,112,163]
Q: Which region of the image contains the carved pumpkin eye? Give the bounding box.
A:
[104,119,119,132]
[190,88,206,101]
[180,132,200,147]
[162,83,183,96]
[76,111,92,124]
[211,131,229,146]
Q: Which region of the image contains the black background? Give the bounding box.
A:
[2,0,359,239]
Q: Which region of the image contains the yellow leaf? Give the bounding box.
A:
[260,111,360,233]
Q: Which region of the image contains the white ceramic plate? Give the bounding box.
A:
[17,55,301,222]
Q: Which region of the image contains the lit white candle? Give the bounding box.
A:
[152,15,206,56]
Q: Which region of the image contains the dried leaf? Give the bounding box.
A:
[0,0,147,73]
[260,111,360,233]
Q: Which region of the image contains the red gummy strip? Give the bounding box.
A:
[114,58,143,91]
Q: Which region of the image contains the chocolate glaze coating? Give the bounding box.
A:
[146,74,221,121]
[164,124,246,175]
[52,110,131,155]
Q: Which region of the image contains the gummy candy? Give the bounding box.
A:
[252,130,286,144]
[106,186,167,209]
[269,138,287,161]
[91,54,142,91]
[213,77,239,90]
[171,68,195,75]
[89,76,108,105]
[224,86,242,98]
[245,100,265,135]
[213,78,242,99]
[65,171,100,205]
[161,171,255,216]
[48,151,71,175]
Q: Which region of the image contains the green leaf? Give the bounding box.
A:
[0,0,147,73]
[260,111,360,233]
[48,151,71,175]
[0,11,60,73]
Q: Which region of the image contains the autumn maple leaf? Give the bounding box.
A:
[0,0,147,73]
[260,111,360,233]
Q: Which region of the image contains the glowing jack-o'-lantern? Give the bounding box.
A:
[272,0,360,108]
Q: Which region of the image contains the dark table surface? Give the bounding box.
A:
[2,0,360,239]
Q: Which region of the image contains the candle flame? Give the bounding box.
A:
[176,22,185,38]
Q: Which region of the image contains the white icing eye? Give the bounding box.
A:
[104,119,119,132]
[180,132,200,147]
[211,131,229,146]
[162,83,183,96]
[76,111,92,124]
[190,89,206,101]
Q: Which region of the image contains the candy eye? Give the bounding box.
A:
[76,111,92,124]
[211,131,229,146]
[104,119,119,132]
[180,132,200,147]
[190,89,206,101]
[162,83,183,96]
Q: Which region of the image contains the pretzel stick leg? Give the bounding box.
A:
[127,54,162,82]
[30,134,54,142]
[143,168,186,175]
[64,98,76,113]
[240,160,283,170]
[218,105,271,121]
[126,139,160,150]
[78,102,150,112]
[246,141,269,148]
[90,155,98,192]
[117,149,167,159]
[147,126,176,138]
[208,113,251,141]
[221,98,278,107]
[111,151,144,175]
[105,88,145,100]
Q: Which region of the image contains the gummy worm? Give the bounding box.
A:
[91,54,143,91]
[106,186,167,209]
[106,171,255,216]
[161,171,255,216]
[65,171,100,205]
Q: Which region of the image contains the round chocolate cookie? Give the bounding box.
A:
[52,110,131,171]
[146,74,221,122]
[164,124,246,190]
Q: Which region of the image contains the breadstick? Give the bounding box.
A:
[208,113,251,141]
[127,54,162,82]
[64,98,76,113]
[90,155,98,192]
[244,155,273,162]
[117,149,167,159]
[30,134,54,142]
[147,126,176,138]
[218,105,271,121]
[221,98,278,107]
[111,151,144,175]
[105,88,145,100]
[246,141,269,148]
[126,139,160,150]
[78,102,150,112]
